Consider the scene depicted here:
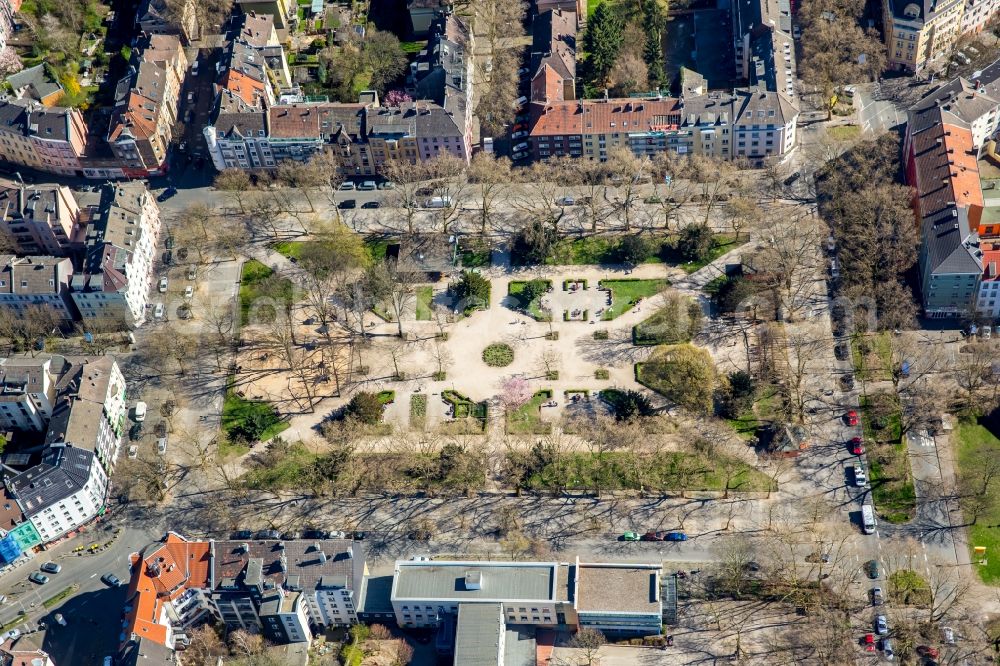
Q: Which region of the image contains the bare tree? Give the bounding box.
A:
[606,147,652,231]
[467,152,511,233]
[383,158,428,234]
[569,628,606,666]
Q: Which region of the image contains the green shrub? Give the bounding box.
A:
[593,330,609,340]
[347,392,383,424]
[595,369,610,380]
[482,343,514,367]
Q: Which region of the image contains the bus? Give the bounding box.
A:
[862,504,876,534]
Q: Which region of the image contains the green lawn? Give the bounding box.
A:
[660,234,741,274]
[859,393,913,523]
[273,241,304,260]
[441,390,488,433]
[956,420,1000,584]
[365,237,390,262]
[416,286,433,320]
[508,280,552,320]
[851,332,893,382]
[725,385,783,440]
[242,441,316,490]
[828,125,861,141]
[239,259,293,326]
[599,279,669,319]
[588,0,603,17]
[509,449,775,493]
[507,390,553,435]
[400,40,425,54]
[542,234,740,271]
[460,238,492,268]
[222,388,289,444]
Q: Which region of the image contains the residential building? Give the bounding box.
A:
[117,637,176,666]
[962,0,1000,33]
[236,12,292,89]
[203,91,270,171]
[0,355,65,432]
[883,0,965,72]
[408,12,474,163]
[0,183,83,255]
[528,89,797,164]
[136,0,198,43]
[70,183,161,328]
[366,101,468,167]
[6,64,64,106]
[122,533,369,659]
[5,443,110,544]
[905,61,1000,150]
[0,255,76,322]
[0,100,88,177]
[528,9,577,105]
[732,0,797,101]
[0,648,55,666]
[218,39,276,109]
[407,0,451,37]
[107,35,188,178]
[43,356,127,474]
[235,0,294,30]
[390,558,663,636]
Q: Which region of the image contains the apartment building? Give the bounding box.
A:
[962,0,1000,32]
[122,533,369,659]
[136,0,198,44]
[5,444,109,544]
[0,100,88,177]
[42,356,126,473]
[883,0,965,72]
[390,558,663,637]
[0,355,66,432]
[236,12,292,89]
[107,35,188,178]
[408,12,474,163]
[0,648,54,666]
[0,183,82,255]
[528,89,797,164]
[70,183,161,328]
[528,9,577,105]
[6,64,64,106]
[366,101,468,166]
[219,39,276,109]
[906,62,1000,149]
[0,255,76,322]
[732,0,797,101]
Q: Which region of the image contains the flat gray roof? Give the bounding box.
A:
[575,563,661,615]
[454,603,504,666]
[393,561,557,602]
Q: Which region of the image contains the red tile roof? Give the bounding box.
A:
[530,98,682,137]
[220,69,267,107]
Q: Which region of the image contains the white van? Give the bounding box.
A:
[134,401,147,422]
[423,196,452,208]
[514,95,527,108]
[861,504,876,534]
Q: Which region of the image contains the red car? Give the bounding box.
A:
[641,531,665,541]
[845,410,859,426]
[916,646,940,658]
[862,634,876,652]
[850,437,864,456]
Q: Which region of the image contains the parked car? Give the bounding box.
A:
[28,572,49,584]
[153,303,165,319]
[556,196,575,206]
[358,180,377,191]
[339,181,356,191]
[512,130,528,139]
[866,559,880,579]
[665,532,687,542]
[128,445,138,458]
[232,530,253,540]
[845,410,858,426]
[916,646,939,658]
[129,423,143,441]
[134,401,147,422]
[256,529,280,539]
[942,626,955,644]
[101,572,122,587]
[54,613,67,626]
[191,60,199,76]
[377,181,395,189]
[158,277,168,293]
[882,638,894,659]
[840,374,855,390]
[40,562,61,574]
[184,285,193,299]
[641,531,665,541]
[512,141,528,152]
[512,151,528,160]
[362,201,381,209]
[875,615,888,635]
[157,187,177,202]
[871,587,884,605]
[849,437,864,455]
[834,343,849,360]
[186,91,194,104]
[862,633,876,652]
[2,629,20,642]
[162,250,173,265]
[853,464,867,487]
[339,199,356,209]
[621,531,640,541]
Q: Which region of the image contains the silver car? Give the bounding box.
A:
[875,614,888,635]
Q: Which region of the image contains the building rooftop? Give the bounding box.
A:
[0,255,72,297]
[237,11,276,48]
[574,562,661,614]
[392,561,560,603]
[908,58,1000,137]
[213,539,361,595]
[454,603,505,666]
[0,99,79,143]
[6,445,97,515]
[7,64,63,103]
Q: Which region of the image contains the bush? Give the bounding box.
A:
[595,369,610,380]
[346,392,383,424]
[676,223,715,262]
[451,270,490,311]
[716,275,762,313]
[639,344,716,413]
[482,343,514,367]
[512,221,556,265]
[593,330,609,340]
[618,234,651,264]
[603,389,654,420]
